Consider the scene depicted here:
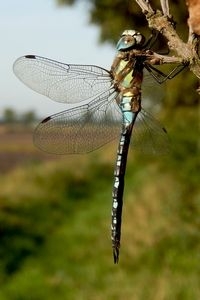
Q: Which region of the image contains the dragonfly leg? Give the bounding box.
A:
[144,61,188,83]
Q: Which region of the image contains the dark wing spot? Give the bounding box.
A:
[41,116,51,123]
[25,55,36,59]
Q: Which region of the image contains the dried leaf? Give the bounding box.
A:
[186,0,200,35]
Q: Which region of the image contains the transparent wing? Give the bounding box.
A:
[33,89,121,154]
[132,109,170,155]
[13,55,113,103]
[34,102,169,155]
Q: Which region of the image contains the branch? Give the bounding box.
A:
[135,0,200,81]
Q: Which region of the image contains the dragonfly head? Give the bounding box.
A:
[116,29,145,51]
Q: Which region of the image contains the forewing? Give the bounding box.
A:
[34,90,121,154]
[13,55,113,103]
[132,109,170,154]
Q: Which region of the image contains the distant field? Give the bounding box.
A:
[0,124,62,173]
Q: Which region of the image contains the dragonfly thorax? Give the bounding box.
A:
[116,29,145,51]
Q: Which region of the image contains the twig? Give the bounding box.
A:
[160,0,170,17]
[135,0,154,14]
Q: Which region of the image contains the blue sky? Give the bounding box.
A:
[0,0,114,117]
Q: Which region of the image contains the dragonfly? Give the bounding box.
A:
[13,29,185,263]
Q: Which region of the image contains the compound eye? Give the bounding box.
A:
[124,35,135,46]
[117,30,145,51]
[116,35,135,50]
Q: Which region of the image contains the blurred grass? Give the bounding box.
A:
[0,107,199,299]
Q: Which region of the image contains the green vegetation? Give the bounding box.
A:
[0,106,199,299]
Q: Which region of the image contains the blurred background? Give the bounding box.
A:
[0,0,199,299]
